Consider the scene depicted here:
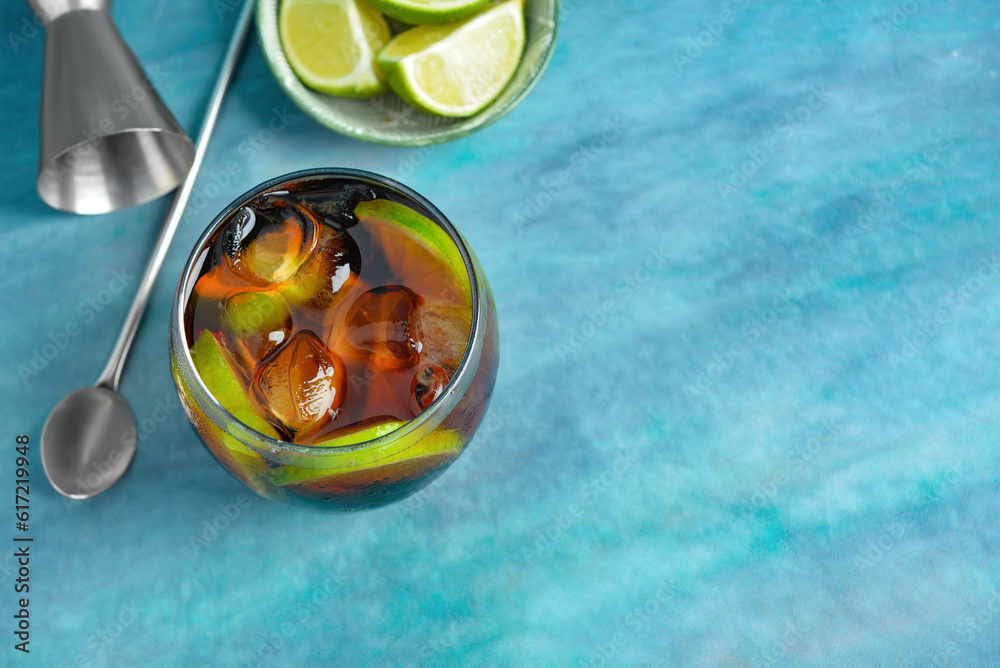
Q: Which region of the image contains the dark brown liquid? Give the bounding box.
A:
[184,180,472,445]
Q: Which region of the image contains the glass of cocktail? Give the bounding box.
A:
[169,168,498,511]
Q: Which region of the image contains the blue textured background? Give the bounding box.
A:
[2,1,1000,666]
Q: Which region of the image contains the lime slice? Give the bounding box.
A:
[220,291,293,367]
[354,198,472,304]
[222,291,292,340]
[191,330,282,470]
[367,0,491,24]
[269,420,463,486]
[280,0,391,97]
[376,0,525,117]
[318,419,407,446]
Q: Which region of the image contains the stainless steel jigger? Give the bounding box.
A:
[30,0,195,214]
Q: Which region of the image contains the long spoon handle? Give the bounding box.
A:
[96,0,256,390]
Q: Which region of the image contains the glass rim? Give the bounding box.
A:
[169,167,485,459]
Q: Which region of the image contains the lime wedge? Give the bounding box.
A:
[191,331,281,470]
[317,419,407,446]
[354,198,472,304]
[376,0,525,117]
[367,0,491,24]
[221,291,292,340]
[280,0,391,97]
[270,421,463,486]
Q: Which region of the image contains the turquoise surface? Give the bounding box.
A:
[2,1,1000,665]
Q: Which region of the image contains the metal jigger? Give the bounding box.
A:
[30,0,195,214]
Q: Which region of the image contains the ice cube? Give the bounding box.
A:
[345,286,421,371]
[220,291,293,367]
[411,305,472,373]
[297,183,376,230]
[278,223,361,310]
[221,196,320,285]
[251,331,345,439]
[410,363,449,413]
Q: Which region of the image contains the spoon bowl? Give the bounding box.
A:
[41,387,137,498]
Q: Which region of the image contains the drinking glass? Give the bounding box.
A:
[169,168,499,511]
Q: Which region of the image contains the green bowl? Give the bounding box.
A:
[256,0,559,146]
